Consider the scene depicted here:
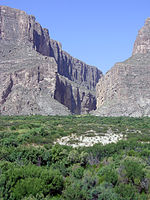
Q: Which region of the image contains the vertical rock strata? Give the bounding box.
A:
[133,18,150,55]
[0,6,102,115]
[95,18,150,117]
[50,39,101,90]
[54,74,97,114]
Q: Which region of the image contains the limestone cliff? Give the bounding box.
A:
[133,18,150,55]
[0,6,102,115]
[94,18,150,117]
[50,39,101,90]
[0,42,70,115]
[54,74,96,114]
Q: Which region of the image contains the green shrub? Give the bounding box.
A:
[98,164,118,185]
[122,159,145,184]
[62,180,86,200]
[10,125,17,130]
[115,183,137,200]
[71,164,84,179]
[0,164,64,199]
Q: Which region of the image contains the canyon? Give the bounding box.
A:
[1,5,150,117]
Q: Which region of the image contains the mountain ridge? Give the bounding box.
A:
[94,18,150,117]
[0,5,102,115]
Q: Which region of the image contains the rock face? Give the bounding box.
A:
[0,6,51,56]
[133,18,150,55]
[0,42,70,115]
[54,74,97,114]
[0,6,102,115]
[50,39,100,90]
[95,18,150,117]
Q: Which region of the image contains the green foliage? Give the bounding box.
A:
[51,144,68,163]
[122,158,145,184]
[90,183,120,200]
[71,164,84,179]
[98,164,118,185]
[68,150,80,164]
[12,178,44,199]
[0,115,150,199]
[0,164,64,199]
[62,180,86,200]
[115,183,137,200]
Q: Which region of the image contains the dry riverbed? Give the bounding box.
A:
[54,128,125,147]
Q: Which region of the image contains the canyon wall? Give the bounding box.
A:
[95,18,150,117]
[0,6,102,115]
[133,18,150,55]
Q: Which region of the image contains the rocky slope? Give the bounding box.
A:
[0,6,102,115]
[94,18,150,117]
[133,18,150,55]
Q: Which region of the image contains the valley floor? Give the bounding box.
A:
[0,115,150,199]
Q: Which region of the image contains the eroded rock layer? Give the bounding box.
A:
[0,6,102,115]
[54,74,96,114]
[0,42,70,115]
[95,18,150,117]
[133,18,150,55]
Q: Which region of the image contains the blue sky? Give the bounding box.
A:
[1,0,150,73]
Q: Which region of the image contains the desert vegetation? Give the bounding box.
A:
[0,115,150,199]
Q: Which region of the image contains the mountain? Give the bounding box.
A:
[0,6,102,115]
[94,18,150,117]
